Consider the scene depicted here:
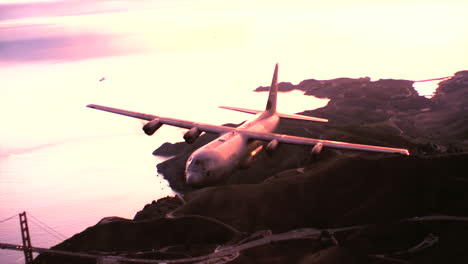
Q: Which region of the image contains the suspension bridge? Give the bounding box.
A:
[2,211,468,264]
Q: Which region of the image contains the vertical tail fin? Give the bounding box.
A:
[265,63,278,114]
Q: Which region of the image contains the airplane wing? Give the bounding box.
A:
[87,104,409,155]
[87,104,237,133]
[237,129,410,155]
[219,106,328,123]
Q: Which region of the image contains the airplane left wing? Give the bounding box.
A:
[87,104,237,134]
[237,129,410,155]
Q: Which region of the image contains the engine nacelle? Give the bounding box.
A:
[241,145,263,169]
[183,127,202,144]
[311,143,324,155]
[143,118,163,136]
[266,139,279,154]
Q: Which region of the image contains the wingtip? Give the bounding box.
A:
[398,149,410,155]
[87,104,98,109]
[314,117,329,123]
[315,118,328,123]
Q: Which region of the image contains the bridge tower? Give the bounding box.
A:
[19,212,33,264]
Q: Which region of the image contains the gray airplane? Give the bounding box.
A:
[87,64,409,186]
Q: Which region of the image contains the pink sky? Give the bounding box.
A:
[1,0,467,79]
[1,0,467,150]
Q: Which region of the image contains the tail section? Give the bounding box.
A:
[221,64,328,123]
[265,63,278,114]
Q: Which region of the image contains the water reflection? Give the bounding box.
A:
[0,133,174,263]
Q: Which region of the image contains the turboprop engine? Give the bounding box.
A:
[183,127,202,144]
[143,118,163,135]
[241,145,263,169]
[265,139,279,155]
[311,143,324,155]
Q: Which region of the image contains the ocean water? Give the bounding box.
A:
[0,133,174,262]
[0,56,331,263]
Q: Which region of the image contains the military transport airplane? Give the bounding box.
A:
[87,64,409,186]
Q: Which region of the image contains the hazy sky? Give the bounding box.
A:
[1,0,467,150]
[1,0,467,79]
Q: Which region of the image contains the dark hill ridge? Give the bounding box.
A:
[258,72,467,154]
[34,72,468,264]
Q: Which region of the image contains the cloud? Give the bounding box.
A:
[0,0,143,21]
[0,33,136,62]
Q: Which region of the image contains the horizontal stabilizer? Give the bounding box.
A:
[219,106,262,115]
[277,112,328,123]
[219,106,328,123]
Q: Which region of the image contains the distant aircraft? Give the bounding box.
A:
[87,64,409,186]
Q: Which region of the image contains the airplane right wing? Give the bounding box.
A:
[237,129,410,155]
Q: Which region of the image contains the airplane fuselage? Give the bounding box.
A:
[185,111,279,186]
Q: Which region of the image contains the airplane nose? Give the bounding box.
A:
[185,171,205,186]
